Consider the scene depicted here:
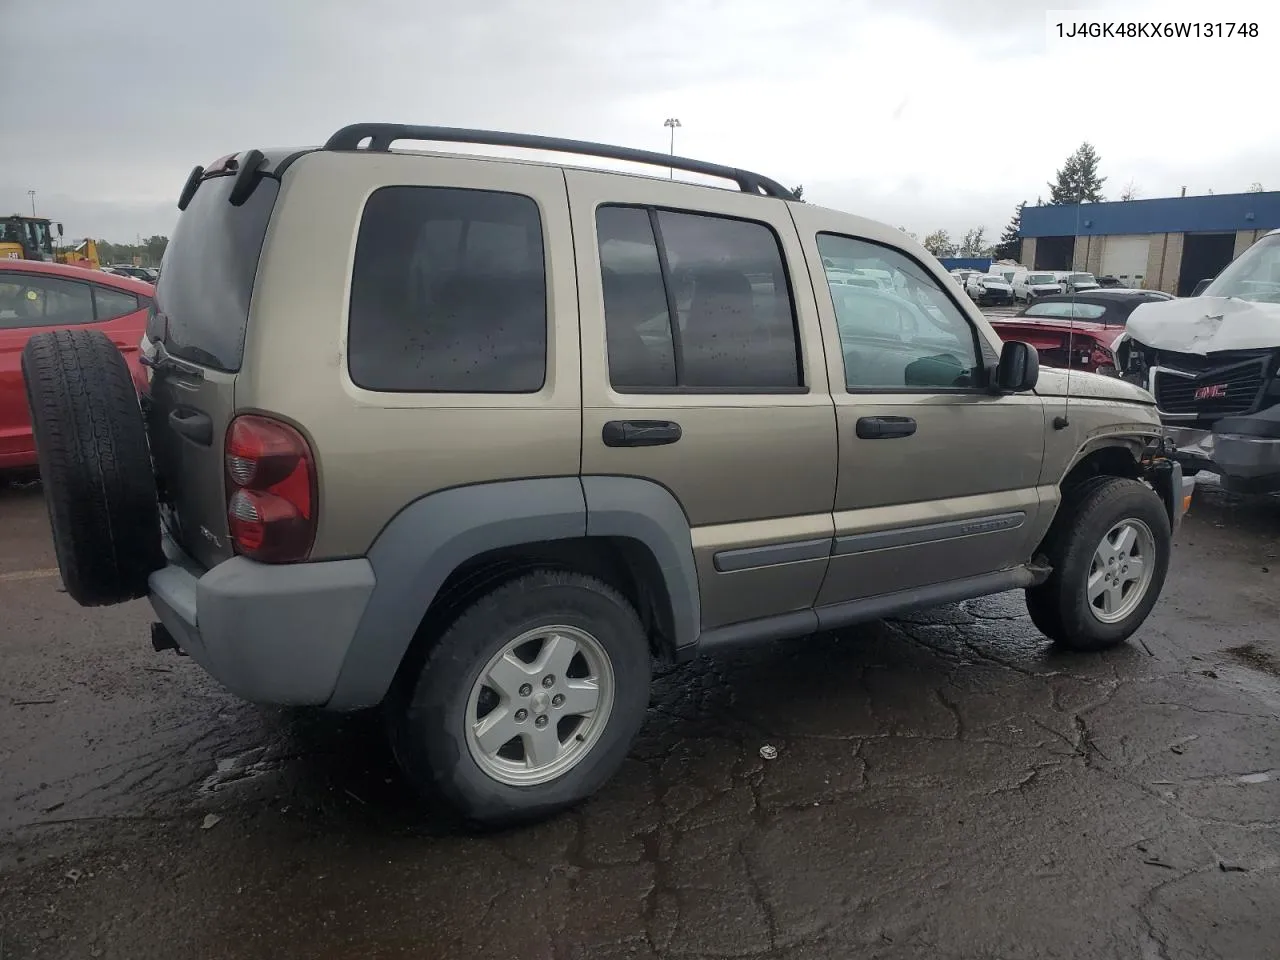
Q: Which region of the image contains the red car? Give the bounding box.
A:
[987,290,1174,376]
[1,260,153,472]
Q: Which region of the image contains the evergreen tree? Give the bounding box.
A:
[1047,142,1106,204]
[993,201,1025,260]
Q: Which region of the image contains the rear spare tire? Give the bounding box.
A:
[21,329,163,606]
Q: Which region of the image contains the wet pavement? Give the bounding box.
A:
[1,477,1278,959]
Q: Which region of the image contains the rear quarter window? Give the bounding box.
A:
[93,286,140,322]
[347,186,547,393]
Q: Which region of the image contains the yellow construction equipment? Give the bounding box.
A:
[0,215,100,269]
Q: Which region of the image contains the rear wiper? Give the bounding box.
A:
[140,338,205,381]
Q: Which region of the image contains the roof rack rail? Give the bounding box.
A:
[322,123,796,200]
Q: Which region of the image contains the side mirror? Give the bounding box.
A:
[1192,278,1212,297]
[56,222,64,237]
[991,340,1039,393]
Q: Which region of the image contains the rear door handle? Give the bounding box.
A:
[602,420,682,447]
[856,416,917,440]
[169,407,213,446]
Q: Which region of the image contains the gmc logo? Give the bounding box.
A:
[1194,383,1227,400]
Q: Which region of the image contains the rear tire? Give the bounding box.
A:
[1026,477,1170,651]
[388,569,651,827]
[21,330,163,606]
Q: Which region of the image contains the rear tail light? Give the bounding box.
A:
[225,415,316,563]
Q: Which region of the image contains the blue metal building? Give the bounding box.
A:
[1018,191,1280,296]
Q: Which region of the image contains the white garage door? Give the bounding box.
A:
[1102,235,1150,288]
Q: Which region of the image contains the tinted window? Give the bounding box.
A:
[93,286,140,322]
[1025,302,1108,320]
[348,187,546,393]
[596,205,801,391]
[0,274,94,329]
[597,207,675,388]
[817,234,981,390]
[154,175,278,371]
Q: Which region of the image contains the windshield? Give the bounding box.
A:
[1,218,54,257]
[1024,302,1109,321]
[982,276,1007,284]
[1067,273,1096,284]
[1203,235,1280,303]
[1028,273,1056,284]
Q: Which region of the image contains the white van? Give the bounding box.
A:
[1014,270,1065,303]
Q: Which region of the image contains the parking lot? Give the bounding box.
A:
[0,476,1276,959]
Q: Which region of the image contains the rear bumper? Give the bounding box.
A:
[148,535,375,706]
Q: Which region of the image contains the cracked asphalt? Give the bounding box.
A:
[1,476,1278,959]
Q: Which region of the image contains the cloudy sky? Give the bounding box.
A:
[2,0,1274,243]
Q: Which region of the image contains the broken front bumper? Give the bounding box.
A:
[1166,405,1280,494]
[1144,455,1196,533]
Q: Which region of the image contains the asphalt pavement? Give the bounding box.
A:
[1,475,1278,960]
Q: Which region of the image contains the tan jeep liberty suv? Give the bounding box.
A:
[21,124,1192,825]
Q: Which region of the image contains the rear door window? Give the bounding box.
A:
[347,186,547,393]
[153,174,280,371]
[596,205,801,391]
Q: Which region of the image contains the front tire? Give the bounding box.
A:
[388,569,651,826]
[1026,477,1171,651]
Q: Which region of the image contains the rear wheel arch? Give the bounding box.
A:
[328,477,698,711]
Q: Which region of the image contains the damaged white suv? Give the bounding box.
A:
[1118,229,1280,492]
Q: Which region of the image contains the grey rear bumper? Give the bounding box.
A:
[148,536,375,706]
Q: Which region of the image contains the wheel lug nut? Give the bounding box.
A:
[514,708,528,722]
[542,675,555,688]
[535,715,549,728]
[552,694,565,707]
[519,683,532,697]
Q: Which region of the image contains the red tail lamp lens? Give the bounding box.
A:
[225,415,316,562]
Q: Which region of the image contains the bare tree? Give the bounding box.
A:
[1248,182,1265,193]
[960,227,987,256]
[1119,180,1141,201]
[923,229,956,257]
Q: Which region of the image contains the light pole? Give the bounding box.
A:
[663,118,681,178]
[28,190,36,217]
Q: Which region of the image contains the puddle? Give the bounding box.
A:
[1224,644,1280,677]
[197,746,284,796]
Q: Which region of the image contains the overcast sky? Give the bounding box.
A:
[2,0,1275,243]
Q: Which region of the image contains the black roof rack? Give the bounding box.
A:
[322,123,796,200]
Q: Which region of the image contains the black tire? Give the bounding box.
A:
[388,569,651,827]
[1026,477,1171,651]
[21,329,163,606]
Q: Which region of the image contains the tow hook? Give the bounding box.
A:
[150,622,186,656]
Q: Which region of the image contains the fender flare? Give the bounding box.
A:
[326,476,699,710]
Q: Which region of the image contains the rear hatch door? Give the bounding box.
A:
[144,159,281,570]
